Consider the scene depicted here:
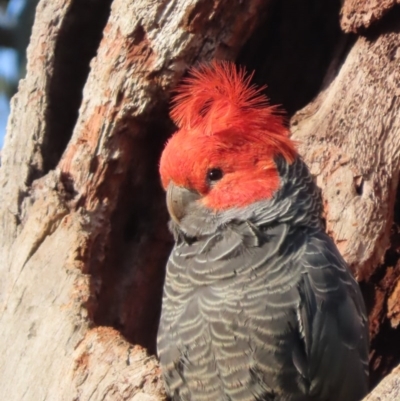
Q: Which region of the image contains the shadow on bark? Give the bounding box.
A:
[361,177,400,389]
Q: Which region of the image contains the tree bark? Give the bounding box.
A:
[0,0,399,400]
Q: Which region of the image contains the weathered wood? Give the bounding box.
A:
[70,327,165,401]
[0,0,72,310]
[341,0,400,32]
[364,365,400,401]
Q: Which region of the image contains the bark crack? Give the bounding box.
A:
[41,0,113,175]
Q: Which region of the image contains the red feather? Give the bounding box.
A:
[171,62,265,130]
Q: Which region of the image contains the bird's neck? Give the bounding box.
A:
[170,156,324,241]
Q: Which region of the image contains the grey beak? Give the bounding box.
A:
[166,182,201,223]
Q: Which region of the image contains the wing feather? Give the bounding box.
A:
[296,231,369,401]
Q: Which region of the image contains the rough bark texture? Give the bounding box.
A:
[341,0,400,32]
[1,0,400,400]
[364,365,400,401]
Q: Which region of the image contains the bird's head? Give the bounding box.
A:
[159,62,297,229]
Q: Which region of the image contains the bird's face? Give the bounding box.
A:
[160,127,282,224]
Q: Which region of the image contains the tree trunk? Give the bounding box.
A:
[0,0,399,400]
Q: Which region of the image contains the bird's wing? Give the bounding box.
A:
[295,231,369,401]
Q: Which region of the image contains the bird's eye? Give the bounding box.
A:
[207,168,223,182]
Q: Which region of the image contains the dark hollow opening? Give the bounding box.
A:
[92,106,175,354]
[42,0,113,178]
[238,0,343,116]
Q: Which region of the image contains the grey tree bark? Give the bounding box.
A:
[0,0,399,400]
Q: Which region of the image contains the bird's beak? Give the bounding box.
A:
[166,182,201,224]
